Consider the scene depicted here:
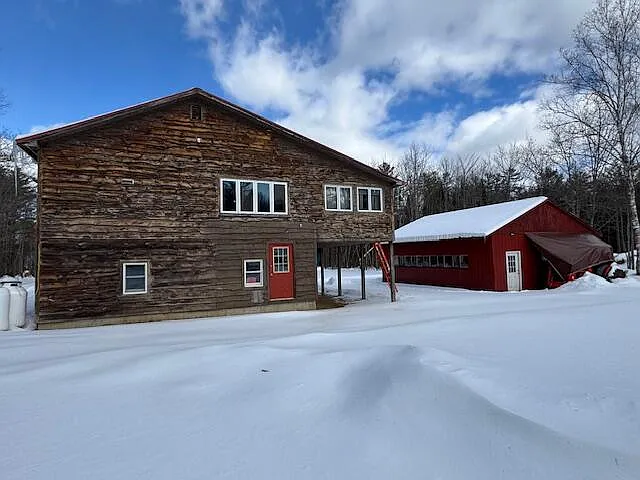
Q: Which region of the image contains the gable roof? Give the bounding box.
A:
[16,87,399,185]
[394,196,548,243]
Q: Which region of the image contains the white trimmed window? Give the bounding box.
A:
[122,262,148,295]
[221,179,288,215]
[397,255,469,269]
[357,187,383,212]
[324,185,352,211]
[244,259,264,287]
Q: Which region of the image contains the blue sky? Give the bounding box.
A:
[1,0,594,162]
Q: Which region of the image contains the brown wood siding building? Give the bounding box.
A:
[18,88,397,328]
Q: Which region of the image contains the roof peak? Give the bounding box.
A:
[15,87,398,185]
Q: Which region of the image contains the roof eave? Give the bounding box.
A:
[394,233,486,243]
[17,141,39,160]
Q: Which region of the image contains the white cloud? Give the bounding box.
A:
[334,0,591,90]
[216,26,320,113]
[179,0,593,163]
[447,101,543,154]
[179,0,224,38]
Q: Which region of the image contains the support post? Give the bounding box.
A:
[389,241,397,302]
[320,247,325,296]
[337,246,342,297]
[360,249,367,300]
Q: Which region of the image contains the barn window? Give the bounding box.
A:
[325,185,352,211]
[357,187,383,212]
[244,259,264,287]
[400,254,468,269]
[220,179,288,214]
[190,104,203,121]
[122,262,148,295]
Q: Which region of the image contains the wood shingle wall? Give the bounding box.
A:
[35,98,394,327]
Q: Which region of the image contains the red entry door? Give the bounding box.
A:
[268,243,295,300]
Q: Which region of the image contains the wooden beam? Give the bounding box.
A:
[360,252,366,300]
[320,247,325,296]
[337,246,342,296]
[389,241,397,302]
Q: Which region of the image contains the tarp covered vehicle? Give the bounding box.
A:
[526,233,614,288]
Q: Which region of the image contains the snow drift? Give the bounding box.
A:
[1,270,639,479]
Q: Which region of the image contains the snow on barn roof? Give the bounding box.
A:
[394,196,548,243]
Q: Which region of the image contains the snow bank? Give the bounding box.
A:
[1,269,639,479]
[556,272,613,292]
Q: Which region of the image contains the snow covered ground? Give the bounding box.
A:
[1,270,639,479]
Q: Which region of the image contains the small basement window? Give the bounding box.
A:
[190,104,203,121]
[244,259,264,287]
[122,262,148,295]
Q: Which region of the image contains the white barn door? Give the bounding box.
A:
[505,251,522,291]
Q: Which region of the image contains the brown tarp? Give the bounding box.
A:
[526,232,614,280]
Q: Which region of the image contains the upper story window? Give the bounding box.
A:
[357,187,383,212]
[190,104,203,121]
[324,185,352,211]
[221,179,288,215]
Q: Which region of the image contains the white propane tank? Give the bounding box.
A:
[0,285,9,331]
[8,283,28,328]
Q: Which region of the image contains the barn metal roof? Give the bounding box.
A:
[394,197,548,243]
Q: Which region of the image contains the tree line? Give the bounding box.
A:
[0,145,37,276]
[386,140,638,264]
[388,0,640,274]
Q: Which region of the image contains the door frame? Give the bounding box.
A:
[268,242,295,301]
[505,250,523,291]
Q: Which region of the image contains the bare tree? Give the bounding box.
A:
[0,89,9,141]
[0,89,7,113]
[543,0,640,273]
[396,143,432,223]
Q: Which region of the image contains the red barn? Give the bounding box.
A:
[392,197,613,291]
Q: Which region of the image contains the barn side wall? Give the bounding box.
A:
[391,238,495,290]
[490,201,596,291]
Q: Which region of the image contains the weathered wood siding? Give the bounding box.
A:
[36,99,393,326]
